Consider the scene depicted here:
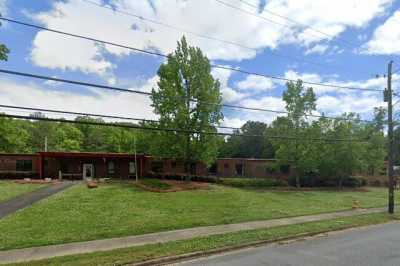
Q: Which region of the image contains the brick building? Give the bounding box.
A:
[0,152,207,180]
[216,158,291,179]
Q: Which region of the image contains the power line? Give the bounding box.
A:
[81,0,342,71]
[216,0,390,72]
[0,112,368,142]
[215,0,321,39]
[0,104,240,131]
[0,17,383,93]
[0,68,375,123]
[212,65,382,92]
[236,0,357,49]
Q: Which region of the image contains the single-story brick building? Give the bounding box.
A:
[38,152,146,180]
[0,153,40,178]
[215,158,291,179]
[143,156,208,177]
[0,152,207,180]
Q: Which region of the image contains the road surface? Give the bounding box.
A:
[176,222,400,266]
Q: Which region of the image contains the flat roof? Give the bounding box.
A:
[0,153,38,157]
[38,152,144,158]
[217,158,278,161]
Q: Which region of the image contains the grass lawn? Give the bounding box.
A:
[0,182,395,250]
[219,178,285,188]
[139,178,172,190]
[0,181,46,203]
[7,212,399,266]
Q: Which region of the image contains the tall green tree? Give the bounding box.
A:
[75,116,108,152]
[361,108,386,175]
[219,121,274,158]
[28,113,57,152]
[54,124,83,152]
[151,36,223,171]
[0,117,30,153]
[277,80,316,187]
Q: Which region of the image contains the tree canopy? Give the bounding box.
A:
[150,36,223,167]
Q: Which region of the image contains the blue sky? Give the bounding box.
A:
[0,0,400,129]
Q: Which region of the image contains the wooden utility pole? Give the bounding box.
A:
[386,60,395,214]
[134,133,138,183]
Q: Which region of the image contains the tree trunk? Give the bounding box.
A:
[184,78,191,181]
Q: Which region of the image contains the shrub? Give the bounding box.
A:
[161,174,218,183]
[265,163,279,174]
[341,176,362,188]
[372,180,381,187]
[140,178,172,190]
[288,175,367,188]
[219,178,287,188]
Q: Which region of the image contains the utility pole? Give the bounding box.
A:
[386,60,395,214]
[44,136,48,152]
[134,133,138,183]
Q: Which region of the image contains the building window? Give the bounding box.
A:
[235,164,243,176]
[190,163,197,175]
[280,164,290,174]
[224,163,229,169]
[208,163,217,175]
[60,161,68,173]
[16,160,32,172]
[171,161,177,170]
[108,161,115,174]
[151,161,163,173]
[129,162,136,175]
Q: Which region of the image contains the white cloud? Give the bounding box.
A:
[363,10,400,54]
[43,77,62,86]
[284,70,322,84]
[305,44,329,55]
[240,96,286,111]
[283,70,328,92]
[31,0,114,75]
[283,70,396,95]
[211,66,248,103]
[221,117,247,129]
[236,75,275,91]
[27,0,392,77]
[221,87,248,103]
[130,75,159,93]
[266,0,391,46]
[233,96,286,124]
[317,94,385,116]
[0,77,157,121]
[0,0,7,17]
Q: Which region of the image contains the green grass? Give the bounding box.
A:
[0,181,46,203]
[219,178,285,188]
[139,178,172,190]
[7,213,399,266]
[0,183,395,251]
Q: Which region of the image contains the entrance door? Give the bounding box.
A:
[83,164,94,180]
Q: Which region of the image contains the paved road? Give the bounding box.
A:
[0,182,76,219]
[178,222,400,266]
